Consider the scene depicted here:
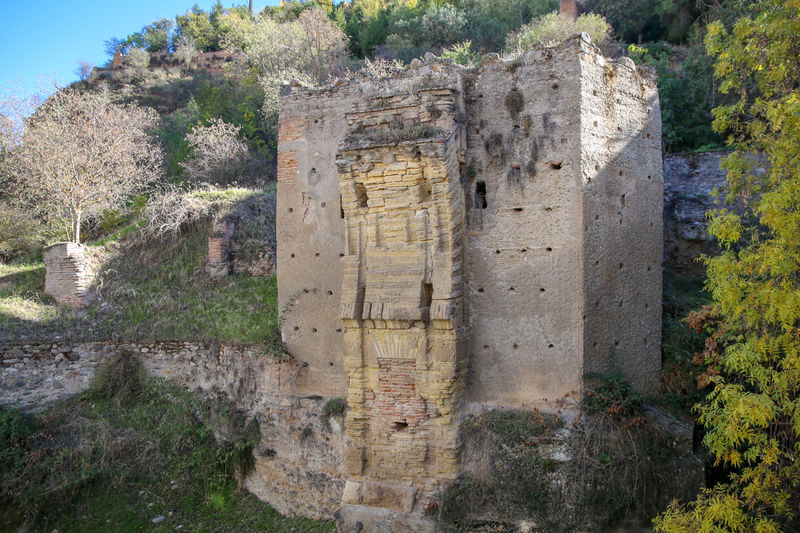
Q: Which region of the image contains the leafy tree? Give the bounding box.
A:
[654,1,800,530]
[459,0,558,51]
[175,5,219,51]
[421,4,467,48]
[3,90,163,243]
[628,42,722,152]
[104,37,128,59]
[124,18,175,53]
[584,0,672,43]
[222,7,347,133]
[141,18,174,52]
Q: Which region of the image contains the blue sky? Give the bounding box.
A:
[0,0,279,100]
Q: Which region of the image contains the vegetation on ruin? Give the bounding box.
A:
[439,402,689,531]
[505,11,611,51]
[0,352,333,532]
[0,0,765,263]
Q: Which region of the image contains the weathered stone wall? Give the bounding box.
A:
[42,242,95,308]
[580,54,663,392]
[464,46,585,407]
[277,35,663,526]
[334,70,469,516]
[277,82,353,398]
[0,341,347,520]
[663,151,734,277]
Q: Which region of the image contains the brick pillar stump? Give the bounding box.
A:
[206,220,235,277]
[42,242,95,308]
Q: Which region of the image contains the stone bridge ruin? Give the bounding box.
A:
[277,35,663,529]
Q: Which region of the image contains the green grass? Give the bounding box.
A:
[0,190,278,345]
[100,222,278,343]
[88,219,148,248]
[0,355,334,533]
[0,262,46,297]
[0,262,74,338]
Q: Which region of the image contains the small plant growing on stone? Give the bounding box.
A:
[583,370,643,418]
[322,397,347,419]
[440,41,479,67]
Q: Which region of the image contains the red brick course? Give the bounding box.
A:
[278,116,309,144]
[277,150,298,183]
[373,358,429,434]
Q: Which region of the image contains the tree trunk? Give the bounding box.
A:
[73,211,81,243]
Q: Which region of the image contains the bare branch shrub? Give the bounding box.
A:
[75,60,94,82]
[142,185,256,238]
[174,36,199,67]
[355,57,406,79]
[5,89,163,243]
[180,118,257,186]
[143,185,213,238]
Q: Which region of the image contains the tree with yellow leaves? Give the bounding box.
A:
[654,1,800,531]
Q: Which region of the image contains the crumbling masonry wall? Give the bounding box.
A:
[277,35,662,522]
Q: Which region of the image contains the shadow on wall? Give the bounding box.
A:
[462,50,664,405]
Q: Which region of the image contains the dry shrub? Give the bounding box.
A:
[0,404,160,526]
[180,119,262,186]
[354,57,406,79]
[439,404,692,532]
[506,11,611,52]
[438,410,563,530]
[142,184,225,238]
[569,409,678,526]
[87,349,147,406]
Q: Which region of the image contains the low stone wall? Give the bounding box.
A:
[0,341,347,520]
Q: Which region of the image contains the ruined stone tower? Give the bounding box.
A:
[276,35,662,526]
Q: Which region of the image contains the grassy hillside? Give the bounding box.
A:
[0,354,333,532]
[0,189,278,346]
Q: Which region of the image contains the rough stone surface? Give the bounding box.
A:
[42,243,95,307]
[277,36,663,527]
[662,151,742,277]
[0,341,346,520]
